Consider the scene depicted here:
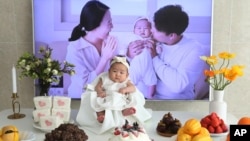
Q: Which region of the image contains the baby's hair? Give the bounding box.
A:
[134,17,152,28]
[110,55,130,66]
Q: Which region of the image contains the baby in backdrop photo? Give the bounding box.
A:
[133,17,153,44]
[76,55,152,134]
[127,17,157,99]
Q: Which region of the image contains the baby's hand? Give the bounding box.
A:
[118,88,127,94]
[144,39,155,49]
[97,91,106,98]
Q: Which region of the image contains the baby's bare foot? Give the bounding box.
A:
[97,114,105,123]
[122,107,136,116]
[96,111,105,123]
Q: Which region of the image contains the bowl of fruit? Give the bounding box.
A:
[200,112,228,136]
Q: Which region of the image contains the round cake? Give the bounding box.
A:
[44,123,88,141]
[156,112,182,137]
[108,120,151,141]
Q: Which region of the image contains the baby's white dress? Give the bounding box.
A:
[76,72,152,134]
[91,72,136,111]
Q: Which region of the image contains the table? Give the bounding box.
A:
[0,108,237,141]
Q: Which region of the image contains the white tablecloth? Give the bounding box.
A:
[0,108,237,141]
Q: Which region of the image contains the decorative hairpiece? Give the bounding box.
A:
[110,56,129,69]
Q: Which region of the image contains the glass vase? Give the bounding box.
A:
[37,79,51,96]
[209,90,227,122]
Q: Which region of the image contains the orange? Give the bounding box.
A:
[226,133,230,141]
[238,117,250,125]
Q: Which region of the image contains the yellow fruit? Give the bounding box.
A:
[183,119,201,135]
[177,133,192,141]
[0,125,19,141]
[198,127,210,136]
[177,127,185,136]
[192,134,212,141]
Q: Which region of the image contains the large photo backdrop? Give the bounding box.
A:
[32,0,213,100]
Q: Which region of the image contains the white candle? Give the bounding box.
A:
[12,65,17,93]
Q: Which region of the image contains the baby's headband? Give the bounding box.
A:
[110,56,129,69]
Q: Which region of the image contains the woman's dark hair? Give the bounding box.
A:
[68,0,109,41]
[153,5,188,35]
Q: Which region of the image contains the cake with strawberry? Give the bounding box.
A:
[33,96,52,109]
[156,112,182,137]
[53,96,71,109]
[108,120,151,141]
[33,108,51,122]
[39,115,64,129]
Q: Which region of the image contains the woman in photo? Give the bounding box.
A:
[66,0,118,98]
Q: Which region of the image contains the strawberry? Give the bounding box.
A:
[215,126,223,133]
[211,119,220,127]
[220,119,225,125]
[132,130,139,137]
[114,130,121,135]
[201,122,208,128]
[203,117,212,124]
[208,125,215,133]
[220,123,228,132]
[210,112,219,119]
[122,131,129,137]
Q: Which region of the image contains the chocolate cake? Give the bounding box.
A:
[44,123,88,141]
[156,112,182,137]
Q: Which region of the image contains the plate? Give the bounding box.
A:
[19,131,36,141]
[33,122,54,133]
[170,135,177,141]
[170,132,229,140]
[157,131,176,137]
[210,124,229,137]
[33,119,74,133]
[210,131,229,137]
